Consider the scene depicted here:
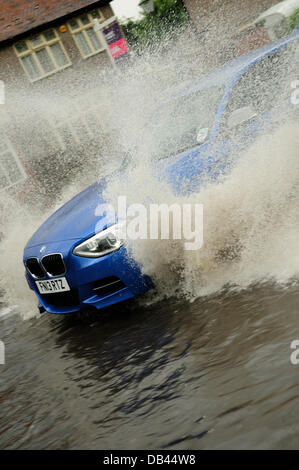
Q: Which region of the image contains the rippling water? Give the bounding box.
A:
[1,282,299,450]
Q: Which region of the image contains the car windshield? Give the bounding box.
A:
[149,85,225,160]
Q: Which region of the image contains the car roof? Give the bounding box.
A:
[174,28,299,97]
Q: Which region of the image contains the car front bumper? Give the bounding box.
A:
[24,240,153,314]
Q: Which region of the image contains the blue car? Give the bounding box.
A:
[23,29,299,315]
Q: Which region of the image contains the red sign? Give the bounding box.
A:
[108,37,128,59]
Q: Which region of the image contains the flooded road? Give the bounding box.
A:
[1,20,299,451]
[1,282,299,449]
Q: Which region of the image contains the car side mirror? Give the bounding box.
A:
[227,105,257,129]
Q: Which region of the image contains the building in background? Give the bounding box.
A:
[183,0,278,34]
[0,0,128,199]
[0,0,128,85]
[183,0,279,62]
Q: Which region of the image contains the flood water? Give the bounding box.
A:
[1,281,299,450]
[1,19,299,451]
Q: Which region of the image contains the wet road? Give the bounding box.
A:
[1,283,299,450]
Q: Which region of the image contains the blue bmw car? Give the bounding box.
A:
[23,29,299,315]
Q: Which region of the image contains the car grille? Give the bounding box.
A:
[93,276,125,297]
[25,258,45,279]
[40,289,79,308]
[41,254,65,277]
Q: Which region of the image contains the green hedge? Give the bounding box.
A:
[289,8,299,31]
[121,0,189,53]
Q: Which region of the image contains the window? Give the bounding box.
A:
[149,86,225,159]
[68,9,105,58]
[14,29,71,82]
[219,43,299,134]
[0,139,27,190]
[225,44,299,117]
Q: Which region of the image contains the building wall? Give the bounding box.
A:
[182,0,280,68]
[184,0,278,33]
[0,2,123,200]
[0,3,114,92]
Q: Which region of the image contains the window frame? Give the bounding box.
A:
[14,29,72,82]
[44,95,102,150]
[67,8,106,59]
[0,139,27,191]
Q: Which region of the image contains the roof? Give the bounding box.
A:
[175,27,299,96]
[0,0,110,43]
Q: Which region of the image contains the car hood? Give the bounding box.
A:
[25,181,114,248]
[25,145,217,250]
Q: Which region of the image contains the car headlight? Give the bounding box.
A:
[73,223,125,258]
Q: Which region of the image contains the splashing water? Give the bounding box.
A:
[104,122,299,302]
[0,28,299,318]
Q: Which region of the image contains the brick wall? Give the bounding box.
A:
[0,3,114,91]
[183,0,280,67]
[0,2,118,199]
[183,0,278,32]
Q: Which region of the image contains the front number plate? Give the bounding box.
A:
[36,277,70,294]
